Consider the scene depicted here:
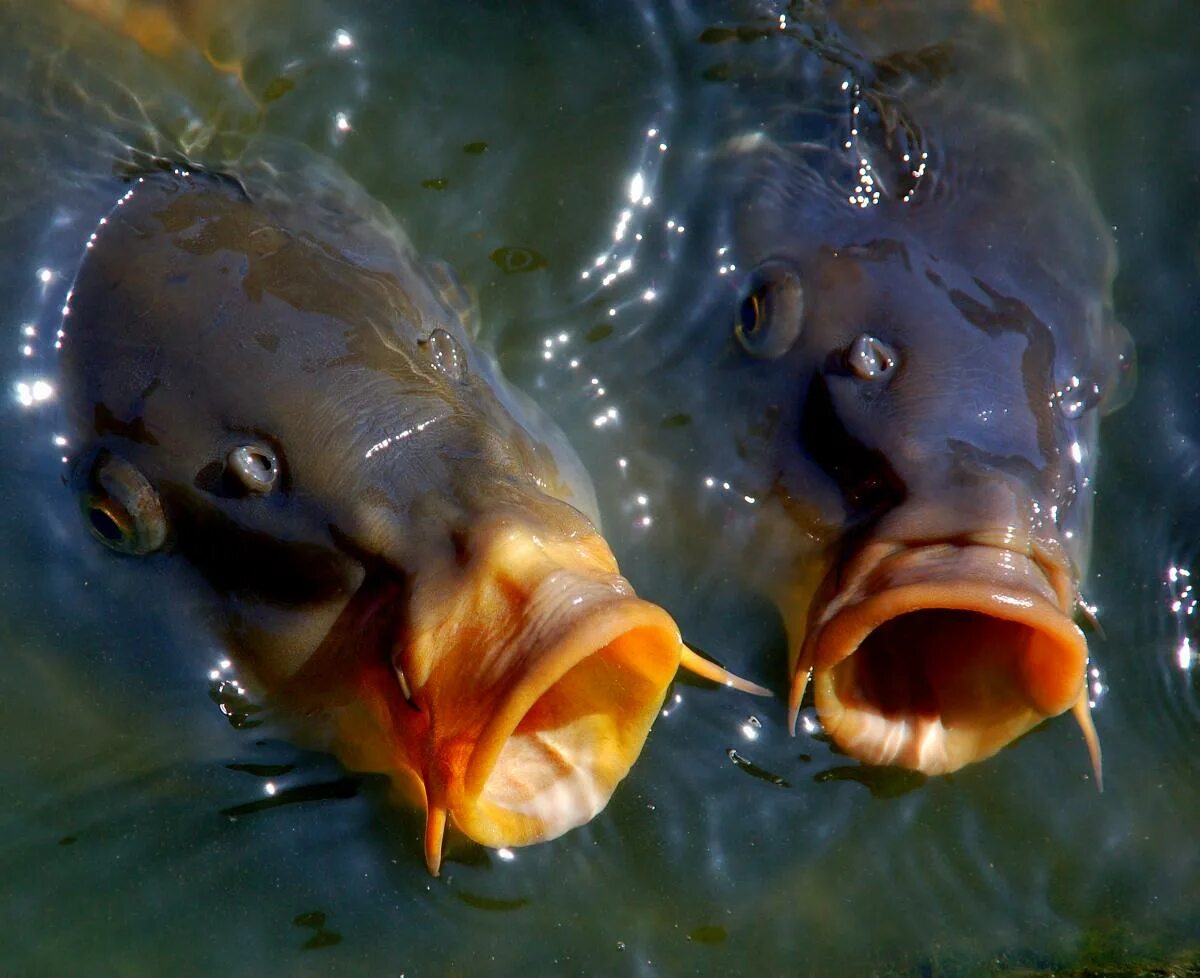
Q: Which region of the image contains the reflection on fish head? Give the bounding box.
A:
[731,237,1113,776]
[60,169,686,872]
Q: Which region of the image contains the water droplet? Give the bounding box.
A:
[847,334,897,380]
[208,678,264,729]
[421,328,468,382]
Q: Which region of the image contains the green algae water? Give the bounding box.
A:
[0,2,1196,976]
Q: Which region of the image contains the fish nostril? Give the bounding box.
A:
[847,334,898,380]
[228,444,279,494]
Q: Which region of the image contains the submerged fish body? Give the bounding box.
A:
[57,156,753,873]
[646,2,1134,775]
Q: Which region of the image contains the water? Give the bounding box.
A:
[1,2,1197,976]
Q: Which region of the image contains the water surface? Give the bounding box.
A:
[0,2,1196,975]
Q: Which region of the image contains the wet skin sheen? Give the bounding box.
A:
[648,1,1135,776]
[58,161,754,874]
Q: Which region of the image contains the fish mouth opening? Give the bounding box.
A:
[399,522,683,873]
[461,608,679,846]
[792,542,1090,774]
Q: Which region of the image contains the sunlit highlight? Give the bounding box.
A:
[14,379,54,407]
[1178,637,1195,671]
[628,172,645,203]
[364,415,445,459]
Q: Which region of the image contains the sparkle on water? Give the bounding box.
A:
[0,3,1197,978]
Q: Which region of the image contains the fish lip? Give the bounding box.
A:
[393,520,683,858]
[456,584,680,840]
[794,534,1087,774]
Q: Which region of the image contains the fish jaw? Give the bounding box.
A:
[789,538,1091,775]
[374,515,682,874]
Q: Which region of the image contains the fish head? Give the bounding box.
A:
[728,226,1129,775]
[60,168,686,870]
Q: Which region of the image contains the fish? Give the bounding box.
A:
[57,152,763,875]
[632,1,1135,779]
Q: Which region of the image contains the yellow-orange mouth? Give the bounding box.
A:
[788,540,1100,779]
[325,516,765,875]
[420,574,684,869]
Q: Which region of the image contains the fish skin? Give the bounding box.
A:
[654,1,1133,775]
[57,155,734,874]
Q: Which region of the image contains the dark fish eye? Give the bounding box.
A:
[734,260,805,359]
[846,334,898,380]
[228,443,279,494]
[81,452,166,555]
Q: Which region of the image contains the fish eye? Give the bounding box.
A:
[846,334,898,380]
[734,260,805,359]
[81,452,166,555]
[227,443,279,494]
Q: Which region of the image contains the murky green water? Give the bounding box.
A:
[0,2,1196,976]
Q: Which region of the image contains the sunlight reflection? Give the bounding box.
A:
[1178,637,1195,671]
[14,379,54,407]
[628,172,644,203]
[660,691,683,718]
[798,710,820,735]
[1087,664,1107,710]
[364,415,445,459]
[1165,563,1195,672]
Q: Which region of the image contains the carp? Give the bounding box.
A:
[58,157,761,873]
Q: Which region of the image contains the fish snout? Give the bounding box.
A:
[789,522,1099,778]
[383,515,683,874]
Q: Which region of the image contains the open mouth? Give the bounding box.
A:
[789,539,1101,777]
[430,573,683,866]
[322,517,763,875]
